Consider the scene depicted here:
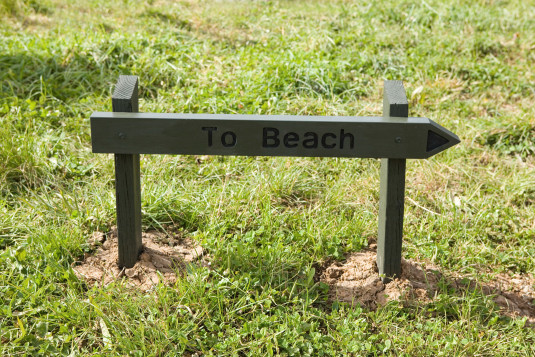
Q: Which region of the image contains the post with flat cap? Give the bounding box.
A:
[112,75,142,268]
[377,80,408,282]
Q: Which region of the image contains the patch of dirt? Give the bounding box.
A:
[74,228,206,291]
[320,245,535,324]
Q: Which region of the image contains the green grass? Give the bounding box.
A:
[1,0,535,355]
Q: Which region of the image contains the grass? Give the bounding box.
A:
[1,0,535,355]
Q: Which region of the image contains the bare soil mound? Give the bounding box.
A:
[320,246,535,323]
[73,229,205,291]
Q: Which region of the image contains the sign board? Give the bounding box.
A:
[91,75,460,282]
[91,113,458,159]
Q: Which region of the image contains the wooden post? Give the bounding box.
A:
[112,75,142,268]
[377,80,408,282]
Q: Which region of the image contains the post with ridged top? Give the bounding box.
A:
[377,80,408,283]
[112,75,142,268]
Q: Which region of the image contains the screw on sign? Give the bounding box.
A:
[91,76,460,281]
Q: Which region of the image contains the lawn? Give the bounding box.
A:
[1,0,535,355]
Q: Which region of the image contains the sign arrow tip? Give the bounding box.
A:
[425,121,461,157]
[427,130,450,152]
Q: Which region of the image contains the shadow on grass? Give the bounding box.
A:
[1,52,120,102]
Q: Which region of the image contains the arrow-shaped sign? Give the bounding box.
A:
[90,112,460,159]
[90,76,461,275]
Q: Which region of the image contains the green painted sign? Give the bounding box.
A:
[91,76,460,282]
[91,112,458,159]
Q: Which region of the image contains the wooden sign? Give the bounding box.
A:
[91,113,458,159]
[91,76,460,283]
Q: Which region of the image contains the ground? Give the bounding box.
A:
[74,228,206,291]
[76,232,535,324]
